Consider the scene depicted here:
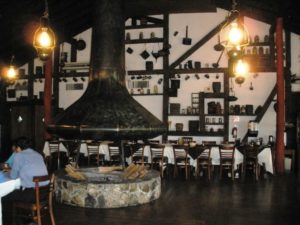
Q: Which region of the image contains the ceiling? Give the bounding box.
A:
[0,0,299,67]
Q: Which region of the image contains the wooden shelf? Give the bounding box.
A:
[125,24,164,30]
[128,70,164,75]
[203,93,226,98]
[125,38,164,44]
[168,131,225,137]
[170,68,226,74]
[205,123,224,125]
[57,72,89,77]
[248,42,270,46]
[14,72,90,80]
[249,67,276,73]
[244,54,272,59]
[229,114,256,116]
[243,55,276,72]
[7,99,48,106]
[168,114,199,116]
[131,93,163,96]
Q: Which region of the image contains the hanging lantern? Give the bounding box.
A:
[33,0,56,61]
[219,0,249,51]
[4,56,18,81]
[220,20,249,50]
[6,65,17,80]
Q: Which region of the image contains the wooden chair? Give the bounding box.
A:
[13,174,56,225]
[107,143,121,165]
[173,144,190,180]
[219,145,235,180]
[196,145,212,180]
[131,143,148,165]
[86,141,105,166]
[150,144,168,178]
[47,140,61,170]
[242,144,260,180]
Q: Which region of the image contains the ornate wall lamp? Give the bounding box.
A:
[33,0,56,61]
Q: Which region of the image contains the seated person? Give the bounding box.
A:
[8,136,48,203]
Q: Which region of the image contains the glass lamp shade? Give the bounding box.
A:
[220,21,249,49]
[6,65,18,80]
[33,24,56,61]
[228,48,243,77]
[234,59,249,85]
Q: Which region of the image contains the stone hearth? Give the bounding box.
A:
[55,168,161,208]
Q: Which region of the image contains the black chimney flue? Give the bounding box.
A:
[90,0,125,83]
[47,0,166,140]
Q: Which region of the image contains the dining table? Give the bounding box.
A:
[237,145,274,174]
[43,141,274,175]
[0,171,21,225]
[125,144,243,169]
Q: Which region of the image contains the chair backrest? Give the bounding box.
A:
[86,142,100,155]
[150,144,165,159]
[244,144,259,159]
[33,174,54,225]
[108,143,120,157]
[48,141,60,154]
[132,143,145,157]
[172,144,188,159]
[168,140,178,144]
[198,146,211,159]
[219,145,235,160]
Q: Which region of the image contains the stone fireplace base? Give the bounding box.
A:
[55,168,161,208]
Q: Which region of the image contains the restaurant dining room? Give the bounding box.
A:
[0,0,300,225]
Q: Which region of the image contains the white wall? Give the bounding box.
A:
[9,9,300,144]
[291,33,300,92]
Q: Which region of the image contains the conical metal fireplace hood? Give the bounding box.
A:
[47,0,166,140]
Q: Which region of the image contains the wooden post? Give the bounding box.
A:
[275,17,285,173]
[44,56,53,140]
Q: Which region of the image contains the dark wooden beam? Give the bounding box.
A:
[125,0,216,17]
[145,16,164,24]
[162,13,170,142]
[255,86,277,123]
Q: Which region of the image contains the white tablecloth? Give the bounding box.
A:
[258,147,274,174]
[0,172,21,225]
[43,142,273,174]
[43,141,112,159]
[125,145,243,170]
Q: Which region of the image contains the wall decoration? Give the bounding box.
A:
[182,26,192,45]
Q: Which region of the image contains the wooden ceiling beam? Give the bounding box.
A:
[125,0,216,17]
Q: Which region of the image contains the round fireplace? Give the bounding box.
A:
[55,168,161,208]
